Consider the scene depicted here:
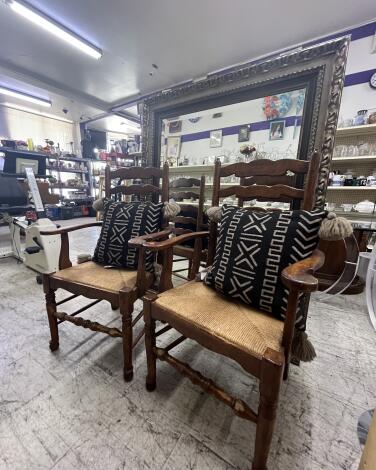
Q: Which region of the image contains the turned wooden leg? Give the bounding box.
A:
[144,295,157,391]
[43,276,59,351]
[119,291,133,382]
[252,349,284,470]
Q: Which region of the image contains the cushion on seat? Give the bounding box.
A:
[93,200,163,269]
[205,205,326,329]
[155,281,284,359]
[51,261,153,293]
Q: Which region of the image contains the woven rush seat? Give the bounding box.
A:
[51,261,153,293]
[155,281,284,359]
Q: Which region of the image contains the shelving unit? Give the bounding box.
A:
[327,123,376,223]
[336,123,376,136]
[46,154,91,200]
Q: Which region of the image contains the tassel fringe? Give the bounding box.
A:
[291,330,316,362]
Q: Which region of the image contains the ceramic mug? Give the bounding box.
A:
[332,175,345,186]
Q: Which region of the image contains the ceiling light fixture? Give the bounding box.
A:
[8,0,102,60]
[0,85,51,107]
[1,102,73,123]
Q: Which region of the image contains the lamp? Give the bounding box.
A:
[0,86,51,107]
[8,0,102,60]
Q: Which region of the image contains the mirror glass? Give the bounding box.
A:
[160,87,306,168]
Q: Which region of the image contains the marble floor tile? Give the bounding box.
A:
[1,218,375,470]
[162,433,236,470]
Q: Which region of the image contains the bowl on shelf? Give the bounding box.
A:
[354,200,376,213]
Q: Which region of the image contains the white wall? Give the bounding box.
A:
[0,106,76,152]
[339,35,376,120]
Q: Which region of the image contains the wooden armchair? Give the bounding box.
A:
[169,176,208,280]
[141,153,323,469]
[41,164,171,382]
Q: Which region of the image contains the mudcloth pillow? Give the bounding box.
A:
[93,199,163,270]
[205,205,326,329]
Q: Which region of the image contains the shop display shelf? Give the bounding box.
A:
[332,155,376,163]
[47,155,90,163]
[46,167,88,174]
[327,186,376,190]
[336,123,376,137]
[50,184,88,190]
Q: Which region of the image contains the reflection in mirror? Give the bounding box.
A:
[160,88,306,168]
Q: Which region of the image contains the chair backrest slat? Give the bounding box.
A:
[110,166,163,180]
[170,191,200,201]
[219,159,309,178]
[110,184,162,196]
[218,184,305,201]
[170,177,201,188]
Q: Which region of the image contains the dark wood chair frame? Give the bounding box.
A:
[41,163,176,382]
[169,176,208,280]
[141,152,324,469]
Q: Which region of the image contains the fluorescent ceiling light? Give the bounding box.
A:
[9,0,102,60]
[0,85,51,107]
[1,102,73,123]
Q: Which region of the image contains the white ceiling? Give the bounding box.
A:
[0,0,375,131]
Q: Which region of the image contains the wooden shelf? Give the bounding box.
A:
[47,167,88,174]
[332,155,376,163]
[50,185,87,190]
[336,124,376,137]
[47,155,89,163]
[327,186,376,190]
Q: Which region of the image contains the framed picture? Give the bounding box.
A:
[168,120,182,133]
[238,125,250,142]
[166,136,181,164]
[210,129,222,148]
[269,120,285,140]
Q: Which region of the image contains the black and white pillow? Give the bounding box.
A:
[93,200,163,270]
[205,205,326,328]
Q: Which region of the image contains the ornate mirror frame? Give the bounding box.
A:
[140,36,350,208]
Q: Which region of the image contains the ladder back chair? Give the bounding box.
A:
[41,164,171,382]
[141,152,323,469]
[169,176,208,280]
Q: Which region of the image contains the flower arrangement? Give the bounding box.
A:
[240,145,256,156]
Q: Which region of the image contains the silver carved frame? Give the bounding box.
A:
[140,36,350,209]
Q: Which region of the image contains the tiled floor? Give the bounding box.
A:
[0,218,375,469]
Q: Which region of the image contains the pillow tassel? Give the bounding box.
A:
[291,330,317,362]
[206,206,222,223]
[92,197,105,212]
[163,200,180,220]
[319,212,353,241]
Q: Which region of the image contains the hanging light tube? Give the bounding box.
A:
[8,0,102,60]
[0,85,51,107]
[1,102,73,123]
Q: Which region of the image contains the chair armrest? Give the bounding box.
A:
[128,228,173,248]
[282,249,325,293]
[40,222,102,235]
[142,231,209,252]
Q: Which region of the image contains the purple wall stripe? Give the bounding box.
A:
[179,116,302,143]
[344,68,376,87]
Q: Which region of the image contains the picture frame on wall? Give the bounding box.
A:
[168,120,182,133]
[269,120,285,140]
[238,125,250,142]
[210,129,222,148]
[166,136,181,165]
